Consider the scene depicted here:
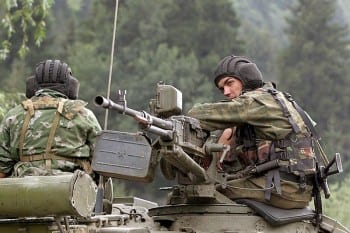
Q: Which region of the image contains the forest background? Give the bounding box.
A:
[0,0,350,227]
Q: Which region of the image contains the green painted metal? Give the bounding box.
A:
[0,170,97,218]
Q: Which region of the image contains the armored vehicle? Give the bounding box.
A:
[0,83,348,233]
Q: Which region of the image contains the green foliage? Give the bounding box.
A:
[323,178,350,229]
[278,0,350,163]
[0,0,54,59]
[162,0,245,98]
[234,0,296,81]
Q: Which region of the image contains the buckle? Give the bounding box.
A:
[274,139,293,149]
[276,151,290,160]
[274,140,285,148]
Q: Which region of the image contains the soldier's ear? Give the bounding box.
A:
[66,75,79,100]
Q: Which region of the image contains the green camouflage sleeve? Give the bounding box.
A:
[0,107,23,174]
[188,97,249,131]
[82,108,102,158]
[188,90,304,140]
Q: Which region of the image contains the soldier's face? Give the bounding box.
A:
[217,77,243,99]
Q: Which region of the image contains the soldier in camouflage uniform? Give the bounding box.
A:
[0,60,101,178]
[188,55,318,209]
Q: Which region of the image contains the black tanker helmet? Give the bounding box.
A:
[214,55,263,91]
[26,59,79,99]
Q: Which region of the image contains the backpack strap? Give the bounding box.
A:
[19,98,66,170]
[264,143,282,201]
[19,99,35,161]
[44,100,64,169]
[267,88,301,134]
[283,92,320,140]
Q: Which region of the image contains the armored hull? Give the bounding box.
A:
[0,197,348,233]
[0,177,350,233]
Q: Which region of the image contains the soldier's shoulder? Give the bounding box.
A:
[64,99,87,108]
[3,104,24,116]
[61,99,89,119]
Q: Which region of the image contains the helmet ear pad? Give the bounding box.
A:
[26,76,39,98]
[66,75,79,100]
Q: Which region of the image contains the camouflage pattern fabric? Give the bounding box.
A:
[13,161,79,177]
[188,82,310,140]
[0,89,101,177]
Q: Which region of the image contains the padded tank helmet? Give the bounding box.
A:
[26,60,79,99]
[214,55,263,91]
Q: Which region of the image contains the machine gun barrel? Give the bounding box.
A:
[95,95,174,140]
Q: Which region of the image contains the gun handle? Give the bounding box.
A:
[325,153,343,176]
[321,178,331,199]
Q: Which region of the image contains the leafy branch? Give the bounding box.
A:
[0,0,54,59]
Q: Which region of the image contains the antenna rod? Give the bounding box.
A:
[96,0,120,214]
[104,0,120,130]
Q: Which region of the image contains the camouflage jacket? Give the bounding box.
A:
[188,82,310,141]
[0,89,102,176]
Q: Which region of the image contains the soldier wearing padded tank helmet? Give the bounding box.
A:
[0,60,101,178]
[189,55,320,209]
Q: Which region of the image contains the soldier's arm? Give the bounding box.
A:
[83,108,102,157]
[188,99,248,131]
[0,111,18,176]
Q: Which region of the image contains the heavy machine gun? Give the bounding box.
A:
[93,82,232,203]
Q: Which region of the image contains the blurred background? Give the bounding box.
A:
[0,0,349,227]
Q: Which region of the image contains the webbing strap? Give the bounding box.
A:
[20,153,75,163]
[283,93,320,140]
[20,153,92,174]
[265,169,281,200]
[267,88,301,134]
[19,100,35,161]
[264,143,282,200]
[44,101,64,169]
[19,98,65,171]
